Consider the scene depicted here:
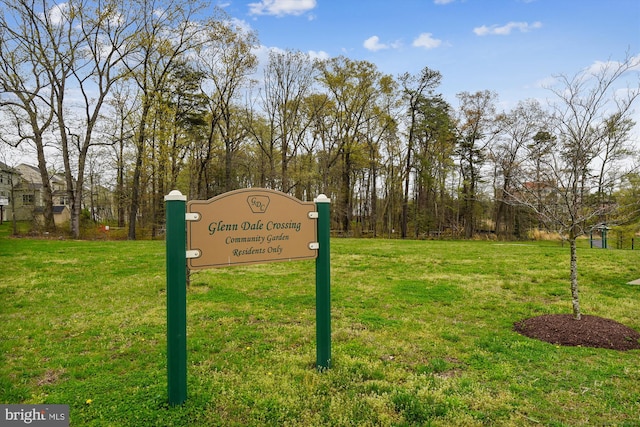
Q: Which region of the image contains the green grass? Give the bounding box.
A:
[1,222,639,426]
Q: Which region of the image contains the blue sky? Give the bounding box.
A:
[220,0,640,111]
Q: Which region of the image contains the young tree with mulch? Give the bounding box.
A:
[511,53,640,321]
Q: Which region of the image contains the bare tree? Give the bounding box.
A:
[104,81,137,227]
[255,50,316,193]
[0,0,141,238]
[57,0,140,238]
[512,54,640,320]
[490,99,549,237]
[595,113,637,209]
[0,0,60,231]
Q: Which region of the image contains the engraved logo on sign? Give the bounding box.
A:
[247,195,270,213]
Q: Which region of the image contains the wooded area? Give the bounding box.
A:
[1,0,639,243]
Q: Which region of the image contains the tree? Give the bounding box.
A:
[594,113,636,211]
[526,130,555,230]
[512,54,640,320]
[455,90,498,238]
[196,16,258,194]
[398,67,443,238]
[56,0,139,238]
[491,99,548,238]
[302,92,336,194]
[124,0,207,239]
[379,127,404,237]
[104,81,137,227]
[0,0,61,231]
[410,95,455,238]
[611,172,640,236]
[361,75,400,236]
[145,61,207,237]
[317,57,383,234]
[255,50,316,193]
[0,0,142,238]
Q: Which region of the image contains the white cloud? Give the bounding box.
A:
[535,76,557,89]
[434,0,455,4]
[248,0,317,17]
[253,45,328,66]
[474,21,542,36]
[228,17,254,35]
[363,36,403,52]
[412,33,442,49]
[308,50,330,61]
[42,2,69,25]
[583,56,640,76]
[364,36,388,52]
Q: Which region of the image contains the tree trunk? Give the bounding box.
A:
[128,108,150,239]
[224,141,233,193]
[370,159,378,237]
[401,146,412,239]
[9,174,18,235]
[281,141,289,192]
[569,234,581,320]
[128,145,143,240]
[495,194,506,237]
[71,145,90,240]
[341,150,352,234]
[117,138,126,228]
[35,143,55,231]
[462,179,475,239]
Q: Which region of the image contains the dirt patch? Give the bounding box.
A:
[514,314,640,351]
[36,368,66,386]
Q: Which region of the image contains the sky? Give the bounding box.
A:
[2,0,639,166]
[219,0,640,111]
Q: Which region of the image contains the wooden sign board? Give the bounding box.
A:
[186,188,318,269]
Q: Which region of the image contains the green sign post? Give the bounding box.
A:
[164,189,331,406]
[164,190,188,406]
[315,194,331,370]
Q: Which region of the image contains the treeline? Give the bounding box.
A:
[1,0,639,240]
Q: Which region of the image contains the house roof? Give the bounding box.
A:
[14,163,68,189]
[16,164,65,180]
[53,205,69,214]
[0,161,17,173]
[34,205,69,214]
[15,164,42,183]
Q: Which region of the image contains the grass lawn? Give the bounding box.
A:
[1,222,639,426]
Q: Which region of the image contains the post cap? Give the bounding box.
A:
[315,194,331,203]
[164,190,187,201]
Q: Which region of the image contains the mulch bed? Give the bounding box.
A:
[514,314,640,351]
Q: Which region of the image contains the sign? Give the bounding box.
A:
[0,196,8,206]
[186,188,318,269]
[164,189,331,406]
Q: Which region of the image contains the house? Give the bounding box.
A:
[0,163,70,225]
[1,162,117,227]
[0,162,19,222]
